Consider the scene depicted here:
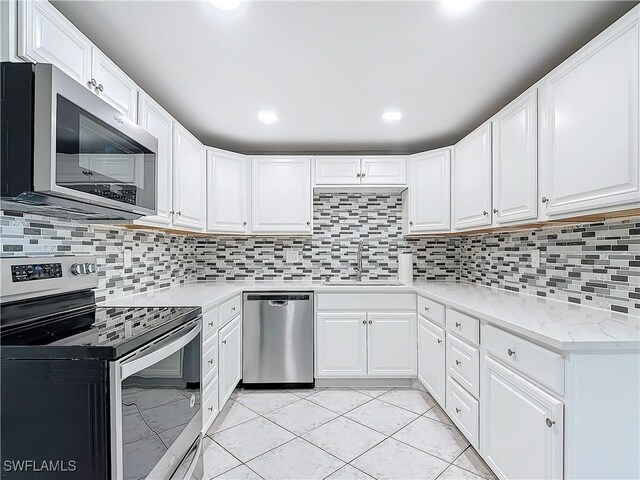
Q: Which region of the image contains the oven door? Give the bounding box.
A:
[110,318,202,480]
[32,63,158,216]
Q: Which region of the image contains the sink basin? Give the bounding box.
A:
[322,280,404,287]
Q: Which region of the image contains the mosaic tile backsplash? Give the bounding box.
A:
[1,193,638,315]
[0,211,196,303]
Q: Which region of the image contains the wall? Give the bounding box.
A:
[0,210,196,302]
[195,193,460,282]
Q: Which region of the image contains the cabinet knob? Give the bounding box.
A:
[170,210,175,215]
[409,221,414,226]
[208,406,214,412]
[455,407,461,414]
[208,359,214,364]
[232,306,236,311]
[97,84,104,92]
[455,359,461,366]
[306,221,311,225]
[482,211,488,216]
[546,418,555,428]
[222,339,227,344]
[362,320,367,325]
[493,208,498,214]
[507,348,516,357]
[88,78,97,87]
[368,320,372,324]
[455,322,461,328]
[437,339,442,344]
[424,306,429,311]
[243,221,247,226]
[356,173,362,178]
[361,173,366,177]
[208,321,214,327]
[541,196,549,204]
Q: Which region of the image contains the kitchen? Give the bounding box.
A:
[0,1,639,480]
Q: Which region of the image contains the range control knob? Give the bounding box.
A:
[85,263,97,274]
[70,263,85,275]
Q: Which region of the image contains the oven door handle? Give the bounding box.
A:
[120,322,200,380]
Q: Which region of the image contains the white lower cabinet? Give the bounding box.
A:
[202,376,220,433]
[417,315,446,406]
[218,316,242,409]
[367,313,417,376]
[481,355,564,480]
[446,376,479,450]
[316,312,368,377]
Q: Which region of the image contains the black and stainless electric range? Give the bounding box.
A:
[0,256,204,480]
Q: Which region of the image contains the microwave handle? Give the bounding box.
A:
[121,321,200,380]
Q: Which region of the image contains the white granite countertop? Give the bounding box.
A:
[102,281,640,352]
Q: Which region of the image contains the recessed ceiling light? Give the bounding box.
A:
[382,111,402,123]
[257,110,279,125]
[440,0,478,14]
[209,0,241,11]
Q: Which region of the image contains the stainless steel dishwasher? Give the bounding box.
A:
[243,292,314,388]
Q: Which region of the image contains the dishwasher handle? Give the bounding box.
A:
[268,300,289,307]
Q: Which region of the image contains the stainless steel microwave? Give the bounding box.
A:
[0,62,158,221]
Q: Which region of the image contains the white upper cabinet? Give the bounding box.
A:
[367,312,417,377]
[492,88,538,225]
[313,157,406,186]
[18,0,91,85]
[453,122,493,230]
[360,157,407,185]
[251,157,312,234]
[314,157,361,185]
[90,47,138,121]
[136,93,174,226]
[540,7,639,217]
[172,123,206,230]
[207,150,250,234]
[406,148,451,234]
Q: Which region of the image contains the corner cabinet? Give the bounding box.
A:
[207,150,250,234]
[481,356,563,480]
[172,123,206,231]
[251,157,312,234]
[492,88,538,225]
[452,122,493,230]
[135,93,174,226]
[540,7,639,217]
[406,148,451,234]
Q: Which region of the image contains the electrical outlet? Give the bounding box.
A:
[286,251,300,263]
[531,249,540,268]
[124,248,133,268]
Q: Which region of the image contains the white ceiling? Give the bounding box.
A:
[52,0,636,154]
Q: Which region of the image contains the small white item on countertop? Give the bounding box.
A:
[398,252,413,283]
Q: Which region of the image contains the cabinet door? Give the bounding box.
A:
[251,157,312,234]
[360,157,407,185]
[540,9,639,216]
[367,313,417,377]
[481,356,563,480]
[219,316,242,409]
[172,123,206,230]
[207,151,249,233]
[418,316,446,406]
[453,123,492,230]
[18,0,91,85]
[408,149,451,233]
[492,88,538,225]
[136,93,173,226]
[316,312,367,377]
[314,157,361,185]
[90,47,138,121]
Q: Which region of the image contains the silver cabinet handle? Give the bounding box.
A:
[455,407,461,414]
[437,339,442,344]
[455,359,461,366]
[361,172,366,177]
[170,210,175,215]
[507,348,516,357]
[176,211,182,215]
[368,320,372,324]
[306,221,311,225]
[356,173,361,177]
[542,197,549,204]
[222,339,227,344]
[97,83,104,92]
[409,221,413,226]
[546,418,555,427]
[208,359,214,364]
[208,406,214,412]
[493,208,498,214]
[243,221,247,226]
[362,320,367,325]
[424,306,429,311]
[208,321,214,327]
[231,306,236,312]
[455,322,461,328]
[483,211,488,216]
[88,78,97,87]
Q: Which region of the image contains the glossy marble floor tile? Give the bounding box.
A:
[204,387,496,480]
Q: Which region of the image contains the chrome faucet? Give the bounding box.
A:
[354,240,363,281]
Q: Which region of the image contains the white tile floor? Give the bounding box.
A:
[204,387,497,480]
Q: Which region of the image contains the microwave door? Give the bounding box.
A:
[32,63,158,217]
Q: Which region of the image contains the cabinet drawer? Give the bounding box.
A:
[316,293,415,311]
[446,334,479,399]
[483,324,564,394]
[446,309,479,346]
[202,376,219,432]
[203,307,219,340]
[203,333,219,386]
[417,296,445,326]
[446,376,479,449]
[220,295,241,327]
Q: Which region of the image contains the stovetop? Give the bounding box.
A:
[0,298,201,360]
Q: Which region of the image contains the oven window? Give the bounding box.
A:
[55,95,156,210]
[120,332,201,480]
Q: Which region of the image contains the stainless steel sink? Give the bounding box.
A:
[322,280,404,287]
